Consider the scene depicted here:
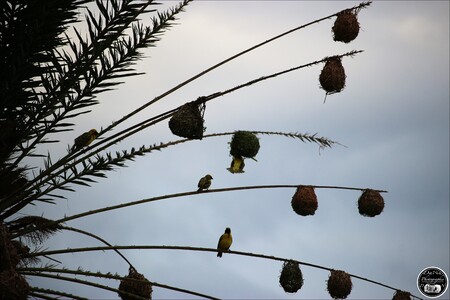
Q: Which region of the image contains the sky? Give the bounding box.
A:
[18,1,449,299]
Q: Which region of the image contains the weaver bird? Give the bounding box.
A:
[72,129,98,151]
[217,227,232,258]
[197,174,213,192]
[227,155,245,174]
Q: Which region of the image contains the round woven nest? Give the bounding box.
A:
[392,290,412,300]
[319,57,346,95]
[291,186,318,216]
[229,131,260,158]
[327,270,352,299]
[118,268,152,300]
[279,261,304,293]
[169,102,205,139]
[358,189,385,217]
[332,10,360,43]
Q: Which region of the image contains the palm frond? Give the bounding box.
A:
[0,0,90,163]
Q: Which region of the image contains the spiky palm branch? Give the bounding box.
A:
[0,1,420,299]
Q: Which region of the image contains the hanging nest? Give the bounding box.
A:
[279,260,304,293]
[229,131,260,159]
[291,186,318,216]
[118,268,152,300]
[327,270,352,299]
[168,101,205,140]
[332,10,360,43]
[319,57,346,95]
[358,189,385,217]
[392,290,411,300]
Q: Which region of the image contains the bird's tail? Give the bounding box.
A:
[197,188,202,192]
[217,252,222,258]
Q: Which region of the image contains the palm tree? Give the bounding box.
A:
[1,1,418,299]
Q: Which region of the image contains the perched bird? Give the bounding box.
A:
[217,227,232,258]
[197,174,213,192]
[72,129,98,151]
[227,155,245,174]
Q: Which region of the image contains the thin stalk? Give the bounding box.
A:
[22,272,148,300]
[26,129,340,205]
[22,245,421,299]
[98,1,372,138]
[3,49,360,220]
[12,184,386,239]
[29,287,88,300]
[21,268,219,300]
[60,225,136,270]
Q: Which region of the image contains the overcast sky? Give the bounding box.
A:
[21,1,449,299]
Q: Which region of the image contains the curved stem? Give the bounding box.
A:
[2,49,361,221]
[60,225,136,271]
[29,287,88,300]
[11,184,386,239]
[21,271,148,300]
[25,130,341,205]
[22,245,421,299]
[98,1,372,138]
[21,268,219,300]
[2,0,372,216]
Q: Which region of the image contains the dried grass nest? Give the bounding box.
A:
[169,102,205,139]
[229,131,260,159]
[332,9,360,43]
[279,260,304,293]
[118,268,152,300]
[319,57,346,95]
[358,189,385,217]
[392,290,412,300]
[291,186,318,216]
[327,270,353,299]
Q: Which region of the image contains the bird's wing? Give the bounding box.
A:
[198,177,204,188]
[217,234,225,249]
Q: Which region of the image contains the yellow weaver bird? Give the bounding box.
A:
[197,174,213,192]
[72,129,98,151]
[217,227,232,258]
[227,155,245,174]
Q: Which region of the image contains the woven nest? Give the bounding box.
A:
[229,131,260,158]
[392,290,411,300]
[319,57,346,95]
[332,10,360,43]
[118,268,152,300]
[291,186,318,216]
[0,269,30,300]
[279,261,304,293]
[358,189,385,217]
[169,102,205,139]
[327,270,352,299]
